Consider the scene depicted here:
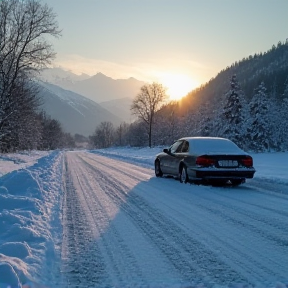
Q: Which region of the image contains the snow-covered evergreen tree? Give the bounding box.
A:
[280,98,288,150]
[279,82,288,150]
[247,82,273,152]
[267,81,285,150]
[216,75,248,148]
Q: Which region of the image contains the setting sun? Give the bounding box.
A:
[158,73,198,101]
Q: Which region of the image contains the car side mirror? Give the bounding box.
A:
[163,148,174,156]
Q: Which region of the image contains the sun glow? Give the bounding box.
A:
[158,73,198,101]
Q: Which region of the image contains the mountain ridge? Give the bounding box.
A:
[39,68,145,121]
[40,68,146,103]
[38,81,123,136]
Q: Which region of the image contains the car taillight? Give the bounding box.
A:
[241,156,253,167]
[196,156,215,167]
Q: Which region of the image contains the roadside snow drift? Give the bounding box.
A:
[0,151,64,287]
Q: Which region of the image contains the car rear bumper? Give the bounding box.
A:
[189,167,256,180]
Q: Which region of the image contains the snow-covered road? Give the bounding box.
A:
[61,151,288,288]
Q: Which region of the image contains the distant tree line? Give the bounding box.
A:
[0,0,75,152]
[90,41,288,152]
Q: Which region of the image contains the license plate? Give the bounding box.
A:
[218,160,238,167]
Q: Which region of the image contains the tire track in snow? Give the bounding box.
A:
[78,152,288,283]
[198,199,287,246]
[63,152,161,287]
[150,181,288,281]
[185,188,288,246]
[62,154,110,287]
[77,153,248,285]
[62,151,288,287]
[247,178,288,196]
[139,178,288,282]
[84,151,152,183]
[207,184,288,219]
[71,154,145,286]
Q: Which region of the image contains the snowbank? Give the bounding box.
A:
[0,151,49,177]
[0,151,64,287]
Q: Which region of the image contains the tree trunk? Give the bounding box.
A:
[148,122,152,148]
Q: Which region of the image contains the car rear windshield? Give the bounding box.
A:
[190,139,245,154]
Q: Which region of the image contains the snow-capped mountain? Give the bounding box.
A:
[39,67,91,86]
[38,81,123,136]
[40,68,146,103]
[68,73,146,103]
[39,68,146,123]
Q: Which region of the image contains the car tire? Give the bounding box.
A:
[179,165,189,184]
[155,160,163,177]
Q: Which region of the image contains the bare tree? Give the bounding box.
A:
[39,112,64,150]
[153,101,181,145]
[115,122,129,146]
[131,82,168,147]
[0,0,61,147]
[92,122,115,148]
[125,120,147,147]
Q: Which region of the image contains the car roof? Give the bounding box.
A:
[179,136,229,142]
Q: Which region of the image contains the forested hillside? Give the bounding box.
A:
[149,41,288,152]
[91,41,288,152]
[182,40,288,107]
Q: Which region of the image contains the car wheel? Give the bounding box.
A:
[155,160,163,177]
[179,165,189,184]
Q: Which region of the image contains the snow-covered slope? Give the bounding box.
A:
[100,97,136,123]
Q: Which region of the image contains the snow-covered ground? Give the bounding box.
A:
[0,150,64,288]
[0,151,49,177]
[0,147,287,288]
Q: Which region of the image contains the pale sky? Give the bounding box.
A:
[45,0,288,99]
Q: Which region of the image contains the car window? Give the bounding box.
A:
[170,141,183,153]
[191,138,244,154]
[175,141,184,153]
[181,141,189,153]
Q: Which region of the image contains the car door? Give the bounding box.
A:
[161,140,183,174]
[174,140,190,172]
[167,140,185,175]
